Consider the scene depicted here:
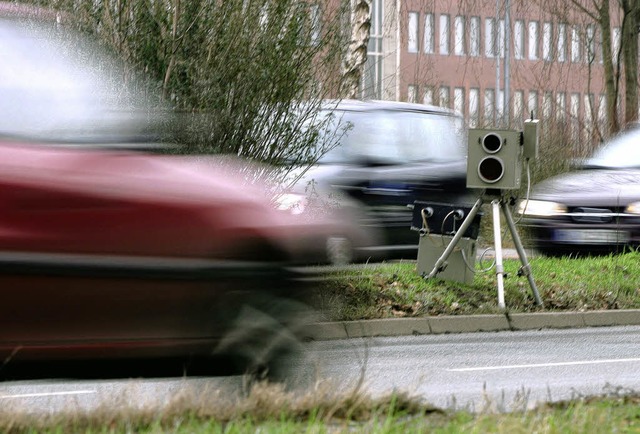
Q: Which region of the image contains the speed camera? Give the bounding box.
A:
[466,120,539,190]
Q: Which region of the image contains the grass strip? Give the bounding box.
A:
[1,382,638,433]
[313,250,640,321]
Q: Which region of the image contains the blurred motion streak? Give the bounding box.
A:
[0,2,355,379]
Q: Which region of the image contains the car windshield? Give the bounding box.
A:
[583,128,640,169]
[316,109,466,165]
[0,17,163,143]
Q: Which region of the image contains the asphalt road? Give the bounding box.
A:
[1,325,639,415]
[308,325,640,411]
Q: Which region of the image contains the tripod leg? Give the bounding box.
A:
[500,200,543,306]
[425,197,483,279]
[491,200,506,308]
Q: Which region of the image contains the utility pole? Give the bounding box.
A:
[495,0,512,127]
[495,0,500,126]
[504,0,511,127]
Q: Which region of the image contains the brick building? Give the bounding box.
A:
[359,0,628,152]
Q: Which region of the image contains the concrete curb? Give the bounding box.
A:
[303,309,640,340]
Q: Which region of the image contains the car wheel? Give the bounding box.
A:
[213,290,317,386]
[326,236,353,265]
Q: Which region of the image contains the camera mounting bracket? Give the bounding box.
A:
[424,192,543,308]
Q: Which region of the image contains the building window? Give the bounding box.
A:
[586,24,596,63]
[543,91,553,120]
[514,90,524,127]
[584,94,594,123]
[498,19,505,58]
[528,90,538,119]
[557,23,566,62]
[542,22,552,61]
[612,26,621,64]
[469,88,479,127]
[362,0,383,99]
[597,26,604,64]
[570,93,580,141]
[528,21,539,60]
[309,4,321,45]
[469,16,480,57]
[485,17,495,58]
[454,16,465,56]
[484,88,495,125]
[598,94,607,125]
[439,86,450,108]
[514,20,524,59]
[423,86,434,105]
[497,89,504,121]
[571,25,581,62]
[454,87,465,116]
[424,13,435,54]
[556,92,566,122]
[408,85,417,103]
[408,12,419,53]
[584,93,594,143]
[571,93,581,120]
[439,14,450,55]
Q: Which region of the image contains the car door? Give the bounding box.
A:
[0,145,225,356]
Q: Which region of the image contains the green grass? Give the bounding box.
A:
[314,250,640,321]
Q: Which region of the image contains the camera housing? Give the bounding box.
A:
[466,128,523,190]
[466,120,539,191]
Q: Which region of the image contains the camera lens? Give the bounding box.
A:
[477,156,504,183]
[481,133,502,153]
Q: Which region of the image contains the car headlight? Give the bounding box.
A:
[626,202,640,214]
[274,193,307,215]
[516,199,567,217]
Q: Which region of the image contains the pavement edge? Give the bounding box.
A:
[304,309,640,340]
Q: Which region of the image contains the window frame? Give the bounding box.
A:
[439,85,450,108]
[557,23,566,62]
[528,21,539,60]
[485,17,495,58]
[469,16,480,57]
[469,87,480,127]
[571,25,582,63]
[484,88,495,124]
[514,20,525,59]
[454,15,466,56]
[439,14,450,55]
[542,21,553,61]
[454,87,465,116]
[424,13,435,54]
[408,11,419,53]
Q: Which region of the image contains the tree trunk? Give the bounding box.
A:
[599,0,620,135]
[340,0,371,99]
[163,0,180,100]
[621,0,639,127]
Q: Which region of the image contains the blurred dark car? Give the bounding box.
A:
[517,127,640,255]
[282,100,473,263]
[0,3,350,376]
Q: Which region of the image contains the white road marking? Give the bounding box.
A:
[0,390,96,399]
[448,357,640,372]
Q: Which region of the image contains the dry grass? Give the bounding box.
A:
[2,381,639,433]
[0,379,442,433]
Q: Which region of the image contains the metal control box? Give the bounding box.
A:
[417,234,476,285]
[411,201,482,239]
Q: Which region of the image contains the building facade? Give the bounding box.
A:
[359,0,629,153]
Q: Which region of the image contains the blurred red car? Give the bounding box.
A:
[0,3,359,375]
